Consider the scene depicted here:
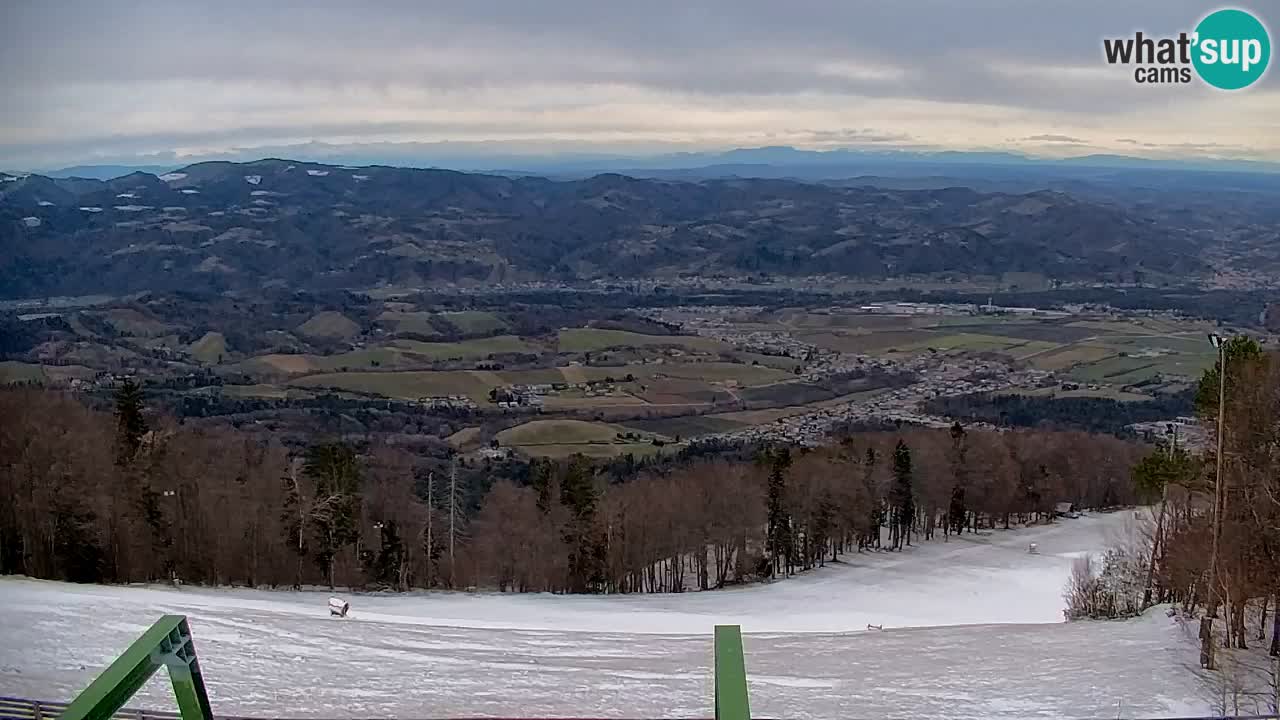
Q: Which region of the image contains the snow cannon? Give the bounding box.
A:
[328,597,350,617]
[1028,542,1039,554]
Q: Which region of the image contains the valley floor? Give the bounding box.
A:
[0,512,1216,718]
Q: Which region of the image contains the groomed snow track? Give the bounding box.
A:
[0,514,1250,718]
[3,697,1279,720]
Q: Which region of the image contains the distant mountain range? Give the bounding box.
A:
[2,157,1275,300]
[19,145,1280,185]
[44,165,178,180]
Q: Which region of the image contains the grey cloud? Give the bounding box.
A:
[1,0,1277,165]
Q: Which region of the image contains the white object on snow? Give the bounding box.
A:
[1028,543,1040,555]
[328,597,350,617]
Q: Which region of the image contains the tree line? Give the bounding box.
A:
[1111,337,1280,661]
[1,383,1145,593]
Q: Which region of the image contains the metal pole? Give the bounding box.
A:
[1201,341,1227,669]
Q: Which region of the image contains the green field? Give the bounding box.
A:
[519,442,670,459]
[243,337,541,375]
[619,415,747,438]
[496,419,673,458]
[729,351,803,371]
[888,332,1060,357]
[0,361,47,384]
[496,419,644,445]
[391,335,537,360]
[1027,344,1116,371]
[1007,386,1154,402]
[309,348,425,371]
[647,362,792,385]
[189,331,228,364]
[1067,356,1161,383]
[440,311,507,334]
[219,384,316,399]
[376,311,441,337]
[297,311,361,340]
[557,328,725,353]
[798,329,936,354]
[98,309,175,337]
[290,370,494,400]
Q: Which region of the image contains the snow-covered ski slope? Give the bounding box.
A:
[0,512,1211,719]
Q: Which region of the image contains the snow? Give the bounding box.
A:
[37,200,54,206]
[352,174,369,181]
[250,190,271,196]
[22,216,41,227]
[0,514,1216,718]
[78,206,102,212]
[113,205,152,212]
[307,169,329,177]
[116,192,137,199]
[244,175,262,185]
[159,172,187,182]
[181,189,200,194]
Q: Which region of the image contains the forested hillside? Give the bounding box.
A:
[0,160,1211,298]
[0,384,1144,593]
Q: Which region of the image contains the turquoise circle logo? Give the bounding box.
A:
[1192,9,1271,90]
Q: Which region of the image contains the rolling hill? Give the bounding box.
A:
[0,160,1213,299]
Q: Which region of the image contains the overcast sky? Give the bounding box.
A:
[1,0,1277,169]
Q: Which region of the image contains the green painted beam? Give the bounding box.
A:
[61,615,212,720]
[714,625,751,720]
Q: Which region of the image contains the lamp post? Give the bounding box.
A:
[1200,333,1227,669]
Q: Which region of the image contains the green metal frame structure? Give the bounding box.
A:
[61,615,213,720]
[714,625,751,720]
[63,615,749,720]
